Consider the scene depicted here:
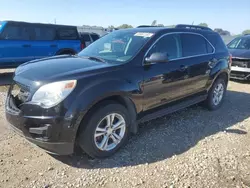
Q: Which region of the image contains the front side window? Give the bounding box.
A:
[1,24,30,40]
[147,34,182,60]
[181,34,210,57]
[227,37,250,50]
[58,28,78,40]
[79,30,154,63]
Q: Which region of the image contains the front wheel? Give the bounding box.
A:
[78,102,130,158]
[205,78,227,110]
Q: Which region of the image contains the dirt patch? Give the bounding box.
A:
[0,81,250,188]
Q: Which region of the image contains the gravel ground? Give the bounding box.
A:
[0,81,250,188]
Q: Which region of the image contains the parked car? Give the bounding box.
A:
[227,34,250,80]
[0,21,83,68]
[79,32,100,47]
[6,24,230,158]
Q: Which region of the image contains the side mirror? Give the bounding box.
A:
[145,52,169,64]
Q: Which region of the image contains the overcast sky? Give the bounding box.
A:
[1,0,249,34]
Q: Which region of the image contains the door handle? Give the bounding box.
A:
[50,44,57,47]
[179,65,188,71]
[22,44,31,47]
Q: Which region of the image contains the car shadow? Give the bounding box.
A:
[52,90,250,169]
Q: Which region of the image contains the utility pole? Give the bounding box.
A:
[54,19,57,24]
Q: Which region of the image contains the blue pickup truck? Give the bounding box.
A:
[0,21,83,68]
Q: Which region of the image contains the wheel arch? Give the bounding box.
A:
[75,94,138,141]
[56,48,76,55]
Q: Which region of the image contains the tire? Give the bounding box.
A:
[57,50,75,55]
[205,78,227,111]
[78,102,130,158]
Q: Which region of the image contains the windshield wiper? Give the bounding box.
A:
[81,56,107,63]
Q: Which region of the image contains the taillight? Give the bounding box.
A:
[81,43,85,50]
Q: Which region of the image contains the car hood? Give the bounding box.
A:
[15,55,115,81]
[229,49,250,59]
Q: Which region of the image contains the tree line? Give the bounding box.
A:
[108,21,250,36]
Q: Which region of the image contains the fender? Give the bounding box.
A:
[67,78,142,137]
[207,57,230,90]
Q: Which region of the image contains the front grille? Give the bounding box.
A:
[231,71,250,80]
[232,59,250,68]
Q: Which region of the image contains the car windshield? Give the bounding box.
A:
[228,37,250,50]
[78,30,154,63]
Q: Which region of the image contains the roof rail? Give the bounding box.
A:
[137,25,159,28]
[175,24,213,31]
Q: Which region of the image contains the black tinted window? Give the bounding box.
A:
[33,27,55,40]
[181,34,208,57]
[58,28,78,40]
[149,34,182,60]
[206,33,227,53]
[206,42,214,53]
[81,34,91,42]
[1,25,30,40]
[91,34,99,41]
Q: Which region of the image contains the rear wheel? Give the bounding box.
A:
[205,78,226,110]
[78,102,130,158]
[57,50,75,55]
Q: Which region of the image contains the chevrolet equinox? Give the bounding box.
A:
[6,25,231,158]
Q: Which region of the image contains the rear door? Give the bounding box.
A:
[57,27,81,53]
[179,33,214,95]
[0,23,33,67]
[29,25,57,59]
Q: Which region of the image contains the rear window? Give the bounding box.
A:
[33,27,55,40]
[206,33,227,53]
[181,33,211,57]
[1,24,30,40]
[58,28,78,40]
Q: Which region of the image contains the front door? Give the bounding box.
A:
[0,23,33,67]
[143,33,190,110]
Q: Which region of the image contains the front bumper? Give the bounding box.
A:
[5,96,76,155]
[230,66,250,80]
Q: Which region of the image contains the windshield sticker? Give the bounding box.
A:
[134,32,154,38]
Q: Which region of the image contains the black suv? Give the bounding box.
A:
[6,25,231,158]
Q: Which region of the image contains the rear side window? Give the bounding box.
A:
[91,34,100,41]
[1,24,30,40]
[33,27,55,40]
[206,33,227,53]
[81,34,91,42]
[58,28,78,40]
[181,34,212,57]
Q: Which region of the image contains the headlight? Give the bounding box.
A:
[32,80,77,108]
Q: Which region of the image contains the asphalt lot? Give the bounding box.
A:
[0,72,250,188]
